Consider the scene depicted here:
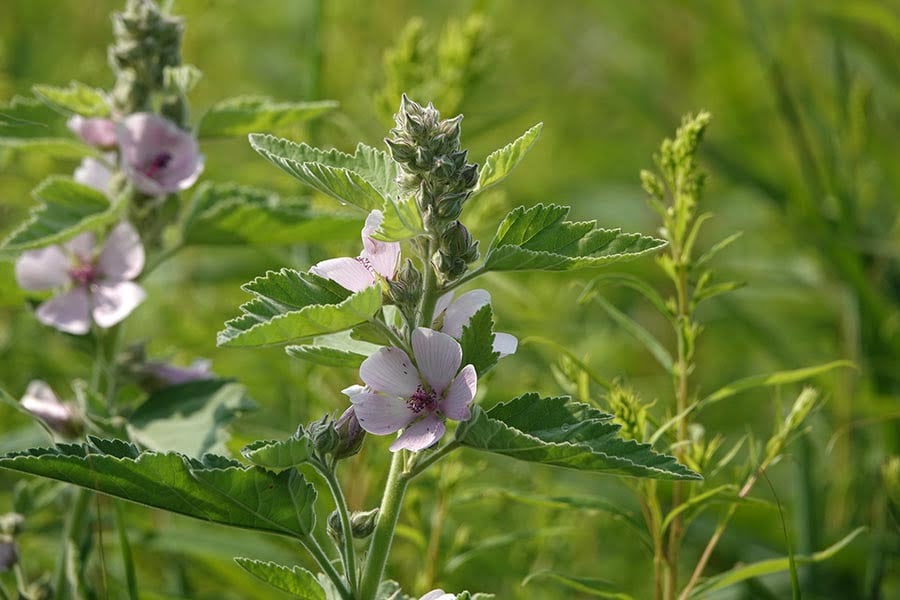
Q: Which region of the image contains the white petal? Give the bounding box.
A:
[440,364,476,421]
[352,392,416,435]
[21,380,70,424]
[412,328,462,394]
[15,246,69,291]
[420,591,456,600]
[64,232,97,261]
[431,290,455,325]
[35,287,91,335]
[442,289,491,338]
[390,414,446,452]
[91,281,146,328]
[73,156,113,194]
[310,257,375,292]
[493,332,519,357]
[359,346,419,397]
[361,210,400,279]
[97,222,145,281]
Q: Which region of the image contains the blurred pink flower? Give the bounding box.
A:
[351,328,476,452]
[118,112,204,195]
[15,222,146,334]
[67,115,117,148]
[20,380,81,438]
[310,210,400,292]
[73,154,115,195]
[143,359,214,388]
[433,289,518,357]
[420,591,455,600]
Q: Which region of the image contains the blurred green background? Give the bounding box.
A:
[1,0,898,598]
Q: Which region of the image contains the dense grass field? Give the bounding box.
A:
[1,1,898,598]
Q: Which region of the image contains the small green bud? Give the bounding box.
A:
[333,406,365,460]
[349,508,379,539]
[327,509,343,542]
[388,259,423,323]
[306,415,341,457]
[437,221,479,279]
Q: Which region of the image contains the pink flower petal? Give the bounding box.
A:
[389,413,446,452]
[144,359,213,386]
[117,113,204,195]
[412,328,462,394]
[310,257,375,292]
[15,246,69,291]
[73,156,114,194]
[97,222,145,281]
[442,289,490,338]
[68,116,117,148]
[35,287,91,334]
[431,290,455,326]
[420,591,456,600]
[359,346,419,397]
[360,210,400,279]
[20,380,72,428]
[493,332,519,358]
[440,364,476,421]
[352,391,416,435]
[91,281,146,328]
[64,232,97,262]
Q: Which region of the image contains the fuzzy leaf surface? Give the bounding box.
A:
[286,331,379,367]
[199,97,337,137]
[456,394,700,480]
[241,436,314,472]
[476,122,543,193]
[0,96,70,137]
[484,204,666,272]
[0,439,317,538]
[523,571,634,599]
[233,558,325,600]
[218,269,382,347]
[32,82,109,117]
[459,304,500,376]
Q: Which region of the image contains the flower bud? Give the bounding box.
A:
[349,508,379,539]
[333,406,365,460]
[0,513,24,537]
[387,259,423,323]
[307,415,341,457]
[437,222,479,280]
[20,381,82,438]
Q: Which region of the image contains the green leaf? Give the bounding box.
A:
[660,484,739,535]
[32,82,109,117]
[127,379,256,459]
[183,182,359,245]
[249,135,399,210]
[218,269,382,347]
[375,581,413,600]
[697,360,856,410]
[580,272,672,319]
[522,571,634,599]
[199,97,337,137]
[0,439,317,538]
[689,527,866,597]
[163,65,203,95]
[483,204,666,273]
[241,436,314,472]
[456,394,700,480]
[374,195,424,242]
[1,176,117,253]
[0,95,69,137]
[286,331,379,367]
[459,304,500,376]
[593,296,674,373]
[0,137,99,158]
[476,123,543,193]
[233,558,325,600]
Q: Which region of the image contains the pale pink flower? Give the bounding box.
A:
[73,154,115,195]
[117,112,204,195]
[15,222,146,334]
[142,359,214,388]
[351,328,476,452]
[20,380,81,438]
[310,210,401,292]
[67,115,117,148]
[420,591,455,600]
[433,289,518,358]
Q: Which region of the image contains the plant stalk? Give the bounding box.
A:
[317,462,358,595]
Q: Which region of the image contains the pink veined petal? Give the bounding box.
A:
[117,113,203,195]
[493,332,519,357]
[97,222,145,281]
[310,257,375,292]
[441,289,491,338]
[117,113,170,165]
[419,591,456,600]
[91,281,146,328]
[15,245,69,291]
[352,391,417,435]
[68,116,117,148]
[412,328,462,394]
[73,156,113,194]
[360,210,400,279]
[359,346,420,397]
[440,364,477,421]
[389,413,446,452]
[64,232,97,262]
[431,290,455,325]
[160,152,204,192]
[144,359,213,386]
[35,287,92,335]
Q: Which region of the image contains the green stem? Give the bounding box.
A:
[359,451,410,600]
[114,501,139,600]
[300,536,352,600]
[417,238,440,329]
[0,578,11,600]
[53,487,92,600]
[315,462,358,595]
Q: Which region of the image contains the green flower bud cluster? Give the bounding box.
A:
[302,407,365,463]
[328,507,379,542]
[606,386,648,443]
[109,0,185,118]
[437,220,479,280]
[388,258,424,324]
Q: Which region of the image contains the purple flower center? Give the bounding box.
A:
[69,261,100,286]
[407,385,439,413]
[144,152,173,178]
[355,255,375,275]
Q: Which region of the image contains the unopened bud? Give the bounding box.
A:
[20,381,82,438]
[350,508,379,539]
[438,222,479,280]
[334,406,365,460]
[307,415,340,457]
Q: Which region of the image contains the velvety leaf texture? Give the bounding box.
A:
[183,182,359,245]
[32,81,110,117]
[456,394,700,480]
[483,204,667,272]
[217,269,382,347]
[0,96,70,137]
[249,135,399,211]
[199,96,337,137]
[234,558,326,600]
[241,436,314,472]
[476,122,543,193]
[286,331,379,367]
[0,438,317,538]
[460,304,500,376]
[1,176,116,252]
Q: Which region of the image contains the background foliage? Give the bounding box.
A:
[1,0,898,598]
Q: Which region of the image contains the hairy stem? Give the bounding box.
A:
[315,462,358,595]
[53,487,92,600]
[301,536,352,600]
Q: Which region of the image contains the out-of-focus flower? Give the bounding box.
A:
[141,358,214,389]
[73,154,115,195]
[68,115,117,148]
[432,289,518,357]
[0,537,17,572]
[19,381,81,438]
[15,222,146,334]
[420,591,456,600]
[118,112,204,195]
[311,210,400,292]
[350,328,476,452]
